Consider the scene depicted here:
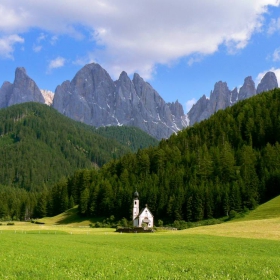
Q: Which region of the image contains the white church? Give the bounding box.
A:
[132,190,154,228]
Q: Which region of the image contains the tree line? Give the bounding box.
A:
[1,89,280,223]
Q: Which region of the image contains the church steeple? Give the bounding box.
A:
[133,190,139,223]
[132,190,154,228]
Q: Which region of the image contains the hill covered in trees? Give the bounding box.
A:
[50,88,280,224]
[0,102,157,191]
[3,89,280,223]
[95,126,158,152]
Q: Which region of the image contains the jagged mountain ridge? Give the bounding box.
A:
[0,64,278,139]
[52,63,188,139]
[188,72,278,126]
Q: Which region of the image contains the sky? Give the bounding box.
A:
[0,0,280,113]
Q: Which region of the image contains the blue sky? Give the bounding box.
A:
[0,1,280,113]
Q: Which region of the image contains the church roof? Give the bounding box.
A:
[137,206,154,218]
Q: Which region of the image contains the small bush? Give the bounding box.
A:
[0,223,2,226]
[7,222,14,226]
[34,221,45,224]
[31,220,45,224]
[95,222,102,228]
[229,210,237,219]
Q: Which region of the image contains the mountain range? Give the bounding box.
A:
[0,64,278,139]
[188,72,278,126]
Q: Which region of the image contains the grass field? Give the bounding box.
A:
[240,195,280,221]
[1,197,280,279]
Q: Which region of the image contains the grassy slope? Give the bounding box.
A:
[2,195,279,240]
[39,206,103,227]
[240,195,280,221]
[184,195,280,240]
[1,197,280,278]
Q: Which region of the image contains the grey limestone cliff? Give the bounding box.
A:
[53,63,187,139]
[188,72,279,125]
[238,76,256,101]
[256,72,278,94]
[0,67,45,108]
[188,95,209,126]
[188,81,231,126]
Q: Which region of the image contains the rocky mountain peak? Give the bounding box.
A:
[168,100,184,118]
[238,76,256,101]
[188,71,279,126]
[256,71,278,94]
[119,71,129,81]
[53,63,187,139]
[15,67,27,78]
[187,95,209,126]
[132,73,142,82]
[209,81,231,112]
[0,67,45,109]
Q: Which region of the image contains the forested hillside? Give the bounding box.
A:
[2,89,280,222]
[0,102,156,192]
[47,88,280,223]
[95,126,158,152]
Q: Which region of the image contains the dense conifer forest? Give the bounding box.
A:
[0,103,157,220]
[1,89,280,224]
[46,88,280,224]
[95,126,158,152]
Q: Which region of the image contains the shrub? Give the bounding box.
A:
[35,221,45,224]
[95,222,102,228]
[7,222,14,225]
[30,220,45,224]
[157,219,164,227]
[120,217,128,227]
[173,220,188,230]
[229,210,237,219]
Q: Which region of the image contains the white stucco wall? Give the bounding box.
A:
[139,207,154,227]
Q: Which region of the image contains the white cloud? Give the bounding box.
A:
[273,47,280,61]
[48,56,66,72]
[33,45,42,53]
[268,17,280,34]
[188,55,204,66]
[256,67,280,86]
[37,33,47,43]
[186,98,197,112]
[50,35,58,45]
[0,1,280,78]
[0,34,24,59]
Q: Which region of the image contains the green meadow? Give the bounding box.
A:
[1,230,280,279]
[1,197,280,279]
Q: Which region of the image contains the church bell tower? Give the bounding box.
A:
[133,190,139,224]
